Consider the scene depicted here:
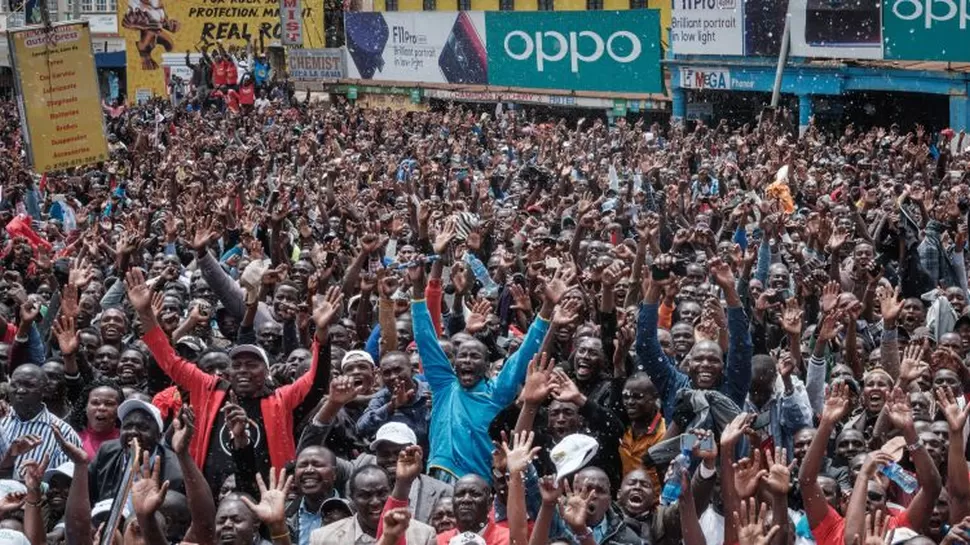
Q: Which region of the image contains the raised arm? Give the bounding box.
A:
[710,257,752,407]
[635,256,686,404]
[936,386,970,523]
[407,261,455,392]
[799,383,851,529]
[172,408,216,545]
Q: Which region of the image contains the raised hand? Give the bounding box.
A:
[313,286,344,334]
[733,448,766,500]
[884,387,914,431]
[877,286,904,325]
[820,281,840,314]
[780,298,804,336]
[855,510,893,545]
[543,265,578,306]
[52,427,88,465]
[52,315,78,355]
[19,301,39,325]
[328,376,362,407]
[709,257,736,290]
[381,508,412,542]
[503,430,541,475]
[240,467,292,525]
[8,434,42,459]
[822,382,853,425]
[465,299,492,334]
[389,381,416,410]
[124,268,154,314]
[721,413,754,449]
[508,284,533,315]
[734,498,781,545]
[761,447,794,496]
[899,344,928,386]
[19,452,49,491]
[396,445,424,483]
[816,311,845,343]
[552,368,585,406]
[552,298,582,327]
[935,386,970,432]
[560,479,593,533]
[130,450,171,518]
[170,406,195,455]
[222,403,250,446]
[521,352,557,406]
[538,476,562,505]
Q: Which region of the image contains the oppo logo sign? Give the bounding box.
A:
[502,30,642,72]
[891,0,969,29]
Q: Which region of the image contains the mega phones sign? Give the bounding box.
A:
[485,11,662,93]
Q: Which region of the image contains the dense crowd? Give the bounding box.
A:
[0,85,966,545]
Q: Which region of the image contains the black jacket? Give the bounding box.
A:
[89,440,185,505]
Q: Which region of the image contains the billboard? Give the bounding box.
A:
[883,0,970,61]
[280,0,303,45]
[673,0,970,61]
[344,11,487,84]
[8,22,109,172]
[485,10,662,93]
[789,0,883,59]
[670,0,744,56]
[119,0,325,100]
[289,48,345,80]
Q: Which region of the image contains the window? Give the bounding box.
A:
[423,0,435,9]
[499,0,513,9]
[384,0,397,10]
[629,0,646,7]
[586,0,601,8]
[95,0,107,12]
[80,0,93,12]
[537,0,552,10]
[457,0,471,10]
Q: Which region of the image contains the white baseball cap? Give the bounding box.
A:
[370,422,417,450]
[341,350,375,372]
[229,344,270,367]
[44,462,74,483]
[549,433,599,481]
[118,399,164,433]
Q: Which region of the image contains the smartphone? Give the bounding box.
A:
[438,12,487,85]
[680,432,714,452]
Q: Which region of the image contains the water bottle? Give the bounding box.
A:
[660,449,690,505]
[880,462,918,494]
[464,253,499,298]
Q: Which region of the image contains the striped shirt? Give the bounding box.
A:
[0,407,82,477]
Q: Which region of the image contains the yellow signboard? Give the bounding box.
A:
[8,22,109,173]
[120,0,325,100]
[357,93,429,113]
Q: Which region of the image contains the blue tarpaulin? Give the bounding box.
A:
[95,51,125,69]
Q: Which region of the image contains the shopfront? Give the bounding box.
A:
[668,59,970,133]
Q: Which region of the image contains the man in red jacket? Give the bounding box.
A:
[124,268,342,491]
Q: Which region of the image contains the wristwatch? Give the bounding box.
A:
[906,439,925,452]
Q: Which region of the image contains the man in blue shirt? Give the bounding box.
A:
[407,259,573,483]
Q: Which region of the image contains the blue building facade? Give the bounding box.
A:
[666,56,970,132]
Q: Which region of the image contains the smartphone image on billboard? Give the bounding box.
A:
[345,13,389,79]
[438,12,487,85]
[805,0,881,46]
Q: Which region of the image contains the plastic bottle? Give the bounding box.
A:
[880,462,918,494]
[660,449,691,505]
[464,253,499,297]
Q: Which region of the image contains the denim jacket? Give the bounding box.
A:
[635,302,753,421]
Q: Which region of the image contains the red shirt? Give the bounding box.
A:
[811,506,910,545]
[437,518,510,545]
[238,84,255,105]
[212,61,228,87]
[225,60,238,84]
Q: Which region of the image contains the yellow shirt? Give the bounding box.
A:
[620,413,666,489]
